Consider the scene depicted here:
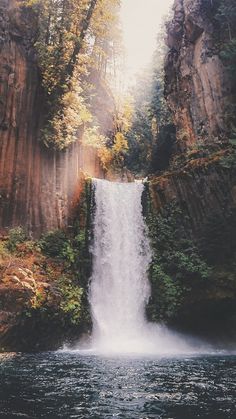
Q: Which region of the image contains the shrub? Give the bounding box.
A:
[57,276,84,325]
[148,264,183,320]
[6,227,27,252]
[38,230,70,259]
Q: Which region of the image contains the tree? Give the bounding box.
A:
[23,0,121,149]
[124,25,174,175]
[216,0,236,42]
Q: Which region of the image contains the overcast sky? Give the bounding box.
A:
[120,0,173,83]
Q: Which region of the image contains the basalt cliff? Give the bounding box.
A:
[147,0,236,343]
[0,0,105,236]
[165,0,233,149]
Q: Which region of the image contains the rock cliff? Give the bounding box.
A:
[150,153,236,238]
[147,0,236,342]
[0,0,103,235]
[165,0,232,150]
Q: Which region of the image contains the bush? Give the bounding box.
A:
[148,264,183,320]
[57,276,84,325]
[38,230,71,259]
[6,227,27,252]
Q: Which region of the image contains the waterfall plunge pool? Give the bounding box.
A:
[0,351,236,418]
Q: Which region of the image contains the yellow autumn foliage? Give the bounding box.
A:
[112,132,128,154]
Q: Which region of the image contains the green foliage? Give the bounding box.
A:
[216,0,236,43]
[42,80,93,150]
[23,275,85,328]
[6,227,27,252]
[124,25,174,175]
[57,276,84,325]
[31,289,47,310]
[219,133,236,169]
[146,200,211,321]
[219,151,236,169]
[39,230,70,259]
[69,180,94,286]
[151,32,172,128]
[38,226,90,272]
[220,38,236,72]
[38,179,93,280]
[124,68,157,174]
[148,264,183,320]
[214,0,236,129]
[229,138,236,147]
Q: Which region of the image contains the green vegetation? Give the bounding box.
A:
[124,26,175,175]
[219,151,236,169]
[146,200,211,321]
[57,276,84,326]
[38,230,70,259]
[6,227,27,252]
[0,180,94,339]
[29,181,93,329]
[219,137,236,169]
[39,179,93,279]
[23,273,87,334]
[214,0,236,130]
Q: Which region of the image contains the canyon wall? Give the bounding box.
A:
[148,0,236,339]
[150,156,236,238]
[158,0,236,234]
[165,0,231,150]
[0,0,103,235]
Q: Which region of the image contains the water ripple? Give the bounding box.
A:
[0,353,236,418]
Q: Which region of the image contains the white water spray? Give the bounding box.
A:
[89,179,203,355]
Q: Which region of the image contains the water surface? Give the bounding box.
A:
[0,352,235,418]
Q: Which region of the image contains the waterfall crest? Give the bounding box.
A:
[89,179,199,355]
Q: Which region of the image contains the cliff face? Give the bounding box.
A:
[148,155,236,342]
[149,0,236,341]
[165,0,231,150]
[150,155,236,245]
[161,0,236,235]
[0,0,103,235]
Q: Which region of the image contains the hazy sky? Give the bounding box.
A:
[120,0,173,82]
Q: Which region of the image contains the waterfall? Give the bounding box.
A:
[88,179,199,355]
[89,179,151,352]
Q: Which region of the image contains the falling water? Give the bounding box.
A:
[89,179,203,355]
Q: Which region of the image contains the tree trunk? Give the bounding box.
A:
[63,0,98,83]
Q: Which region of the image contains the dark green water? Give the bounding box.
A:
[0,352,235,418]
